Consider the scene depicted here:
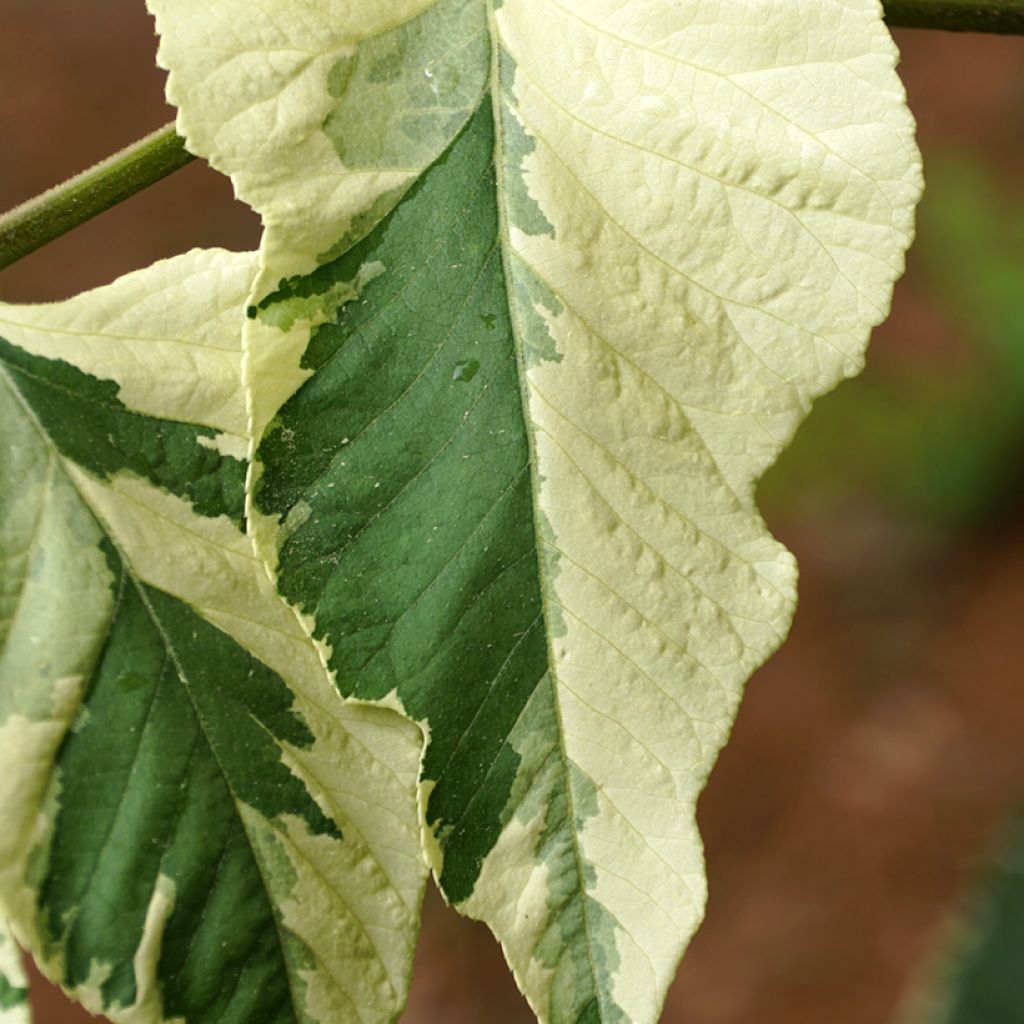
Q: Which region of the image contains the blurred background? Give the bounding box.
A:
[1,3,1022,1022]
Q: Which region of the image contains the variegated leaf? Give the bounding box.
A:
[0,250,426,1024]
[152,1,923,1020]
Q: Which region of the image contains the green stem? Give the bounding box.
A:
[0,122,194,272]
[884,0,1024,32]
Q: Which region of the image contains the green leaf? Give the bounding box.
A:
[0,250,427,1024]
[153,2,923,1020]
[0,919,30,1024]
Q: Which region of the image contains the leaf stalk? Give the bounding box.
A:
[884,0,1024,32]
[0,122,193,272]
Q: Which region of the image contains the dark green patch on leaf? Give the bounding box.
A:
[0,338,245,523]
[39,548,335,1020]
[254,92,628,1023]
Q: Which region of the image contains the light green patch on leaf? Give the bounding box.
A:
[0,252,427,1024]
[151,0,485,274]
[0,919,30,1024]
[150,0,494,443]
[322,0,488,169]
[254,260,386,333]
[154,2,922,1022]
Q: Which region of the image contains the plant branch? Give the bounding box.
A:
[883,0,1024,32]
[0,122,193,272]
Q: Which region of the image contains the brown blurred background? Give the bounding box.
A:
[1,4,1023,1022]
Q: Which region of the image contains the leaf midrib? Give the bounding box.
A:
[484,9,616,1022]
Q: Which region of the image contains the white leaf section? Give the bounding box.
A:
[474,1,921,1020]
[0,368,113,936]
[0,250,255,451]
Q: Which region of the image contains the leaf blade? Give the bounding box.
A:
[153,2,923,1020]
[0,251,427,1024]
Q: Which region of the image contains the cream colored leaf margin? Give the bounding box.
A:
[151,2,922,1022]
[0,250,426,1024]
[0,919,30,1024]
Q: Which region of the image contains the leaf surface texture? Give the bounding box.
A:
[0,251,427,1024]
[159,1,921,1019]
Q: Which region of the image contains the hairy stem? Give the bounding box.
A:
[0,123,194,272]
[884,0,1024,32]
